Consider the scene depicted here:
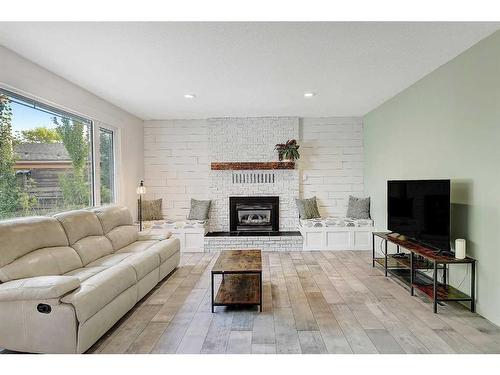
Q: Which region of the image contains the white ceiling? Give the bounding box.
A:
[0,22,498,119]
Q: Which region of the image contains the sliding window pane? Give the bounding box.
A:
[99,128,114,205]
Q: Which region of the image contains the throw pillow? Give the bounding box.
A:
[187,198,211,220]
[140,198,163,221]
[295,196,321,219]
[346,196,371,219]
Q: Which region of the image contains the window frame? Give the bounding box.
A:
[95,124,117,206]
[0,86,118,212]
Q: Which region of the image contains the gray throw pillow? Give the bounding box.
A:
[295,196,321,219]
[346,196,370,219]
[140,198,163,221]
[187,198,211,220]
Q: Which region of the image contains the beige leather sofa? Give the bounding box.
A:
[0,205,180,353]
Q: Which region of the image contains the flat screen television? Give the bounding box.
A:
[387,179,451,251]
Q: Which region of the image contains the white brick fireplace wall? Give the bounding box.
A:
[208,117,299,231]
[143,116,365,228]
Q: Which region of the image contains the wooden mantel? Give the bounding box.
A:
[211,161,295,170]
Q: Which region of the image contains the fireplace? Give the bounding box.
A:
[230,196,279,233]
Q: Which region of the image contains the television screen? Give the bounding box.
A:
[387,180,450,251]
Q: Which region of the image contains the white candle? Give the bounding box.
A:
[455,239,466,259]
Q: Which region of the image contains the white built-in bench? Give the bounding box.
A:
[142,220,208,252]
[298,217,374,251]
[142,217,374,252]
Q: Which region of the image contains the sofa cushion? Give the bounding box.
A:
[0,216,69,269]
[0,246,83,282]
[64,267,107,282]
[115,240,157,254]
[146,239,180,263]
[85,253,134,268]
[106,225,138,251]
[117,239,179,263]
[0,276,80,302]
[61,264,137,323]
[92,206,138,250]
[92,205,134,234]
[54,210,114,265]
[53,210,104,244]
[122,252,160,280]
[71,236,114,266]
[86,250,159,280]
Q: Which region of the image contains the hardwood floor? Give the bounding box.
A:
[2,251,500,354]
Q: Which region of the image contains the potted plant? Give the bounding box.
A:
[275,139,300,161]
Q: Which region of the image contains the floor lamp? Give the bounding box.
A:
[137,180,146,231]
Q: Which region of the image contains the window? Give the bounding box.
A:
[99,127,115,205]
[0,88,115,220]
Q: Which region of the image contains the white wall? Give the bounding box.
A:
[300,117,364,217]
[144,116,364,223]
[0,45,144,216]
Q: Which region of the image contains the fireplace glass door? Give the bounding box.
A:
[236,203,273,231]
[229,196,279,233]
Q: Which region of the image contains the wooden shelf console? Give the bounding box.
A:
[372,232,476,313]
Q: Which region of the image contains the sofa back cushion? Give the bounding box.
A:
[92,206,138,251]
[0,216,82,282]
[54,210,114,266]
[0,247,83,282]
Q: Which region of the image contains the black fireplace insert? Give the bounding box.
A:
[229,196,279,232]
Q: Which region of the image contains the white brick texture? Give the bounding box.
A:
[143,116,364,226]
[300,117,365,217]
[143,119,209,220]
[208,117,300,231]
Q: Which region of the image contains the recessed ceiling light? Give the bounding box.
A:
[184,94,196,99]
[304,92,317,98]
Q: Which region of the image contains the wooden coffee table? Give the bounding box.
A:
[211,249,262,313]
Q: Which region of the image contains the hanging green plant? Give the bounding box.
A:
[275,139,300,161]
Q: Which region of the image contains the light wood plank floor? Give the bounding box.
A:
[3,251,500,354]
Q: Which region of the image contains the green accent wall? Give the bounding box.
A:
[364,30,500,325]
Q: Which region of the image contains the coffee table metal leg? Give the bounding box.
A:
[211,272,215,313]
[259,271,263,312]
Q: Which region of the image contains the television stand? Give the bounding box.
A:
[372,232,476,313]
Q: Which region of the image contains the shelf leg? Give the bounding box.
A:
[211,272,215,313]
[410,252,414,296]
[372,233,375,267]
[433,261,438,313]
[471,262,476,313]
[443,264,447,285]
[259,271,263,313]
[384,239,388,277]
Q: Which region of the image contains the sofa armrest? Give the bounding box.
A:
[0,276,80,302]
[138,230,172,241]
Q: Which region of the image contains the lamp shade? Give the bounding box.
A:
[136,180,146,195]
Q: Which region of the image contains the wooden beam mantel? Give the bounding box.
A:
[211,161,295,170]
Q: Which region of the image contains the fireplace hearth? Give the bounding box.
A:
[230,196,279,233]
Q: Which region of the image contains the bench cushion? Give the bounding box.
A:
[299,217,374,228]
